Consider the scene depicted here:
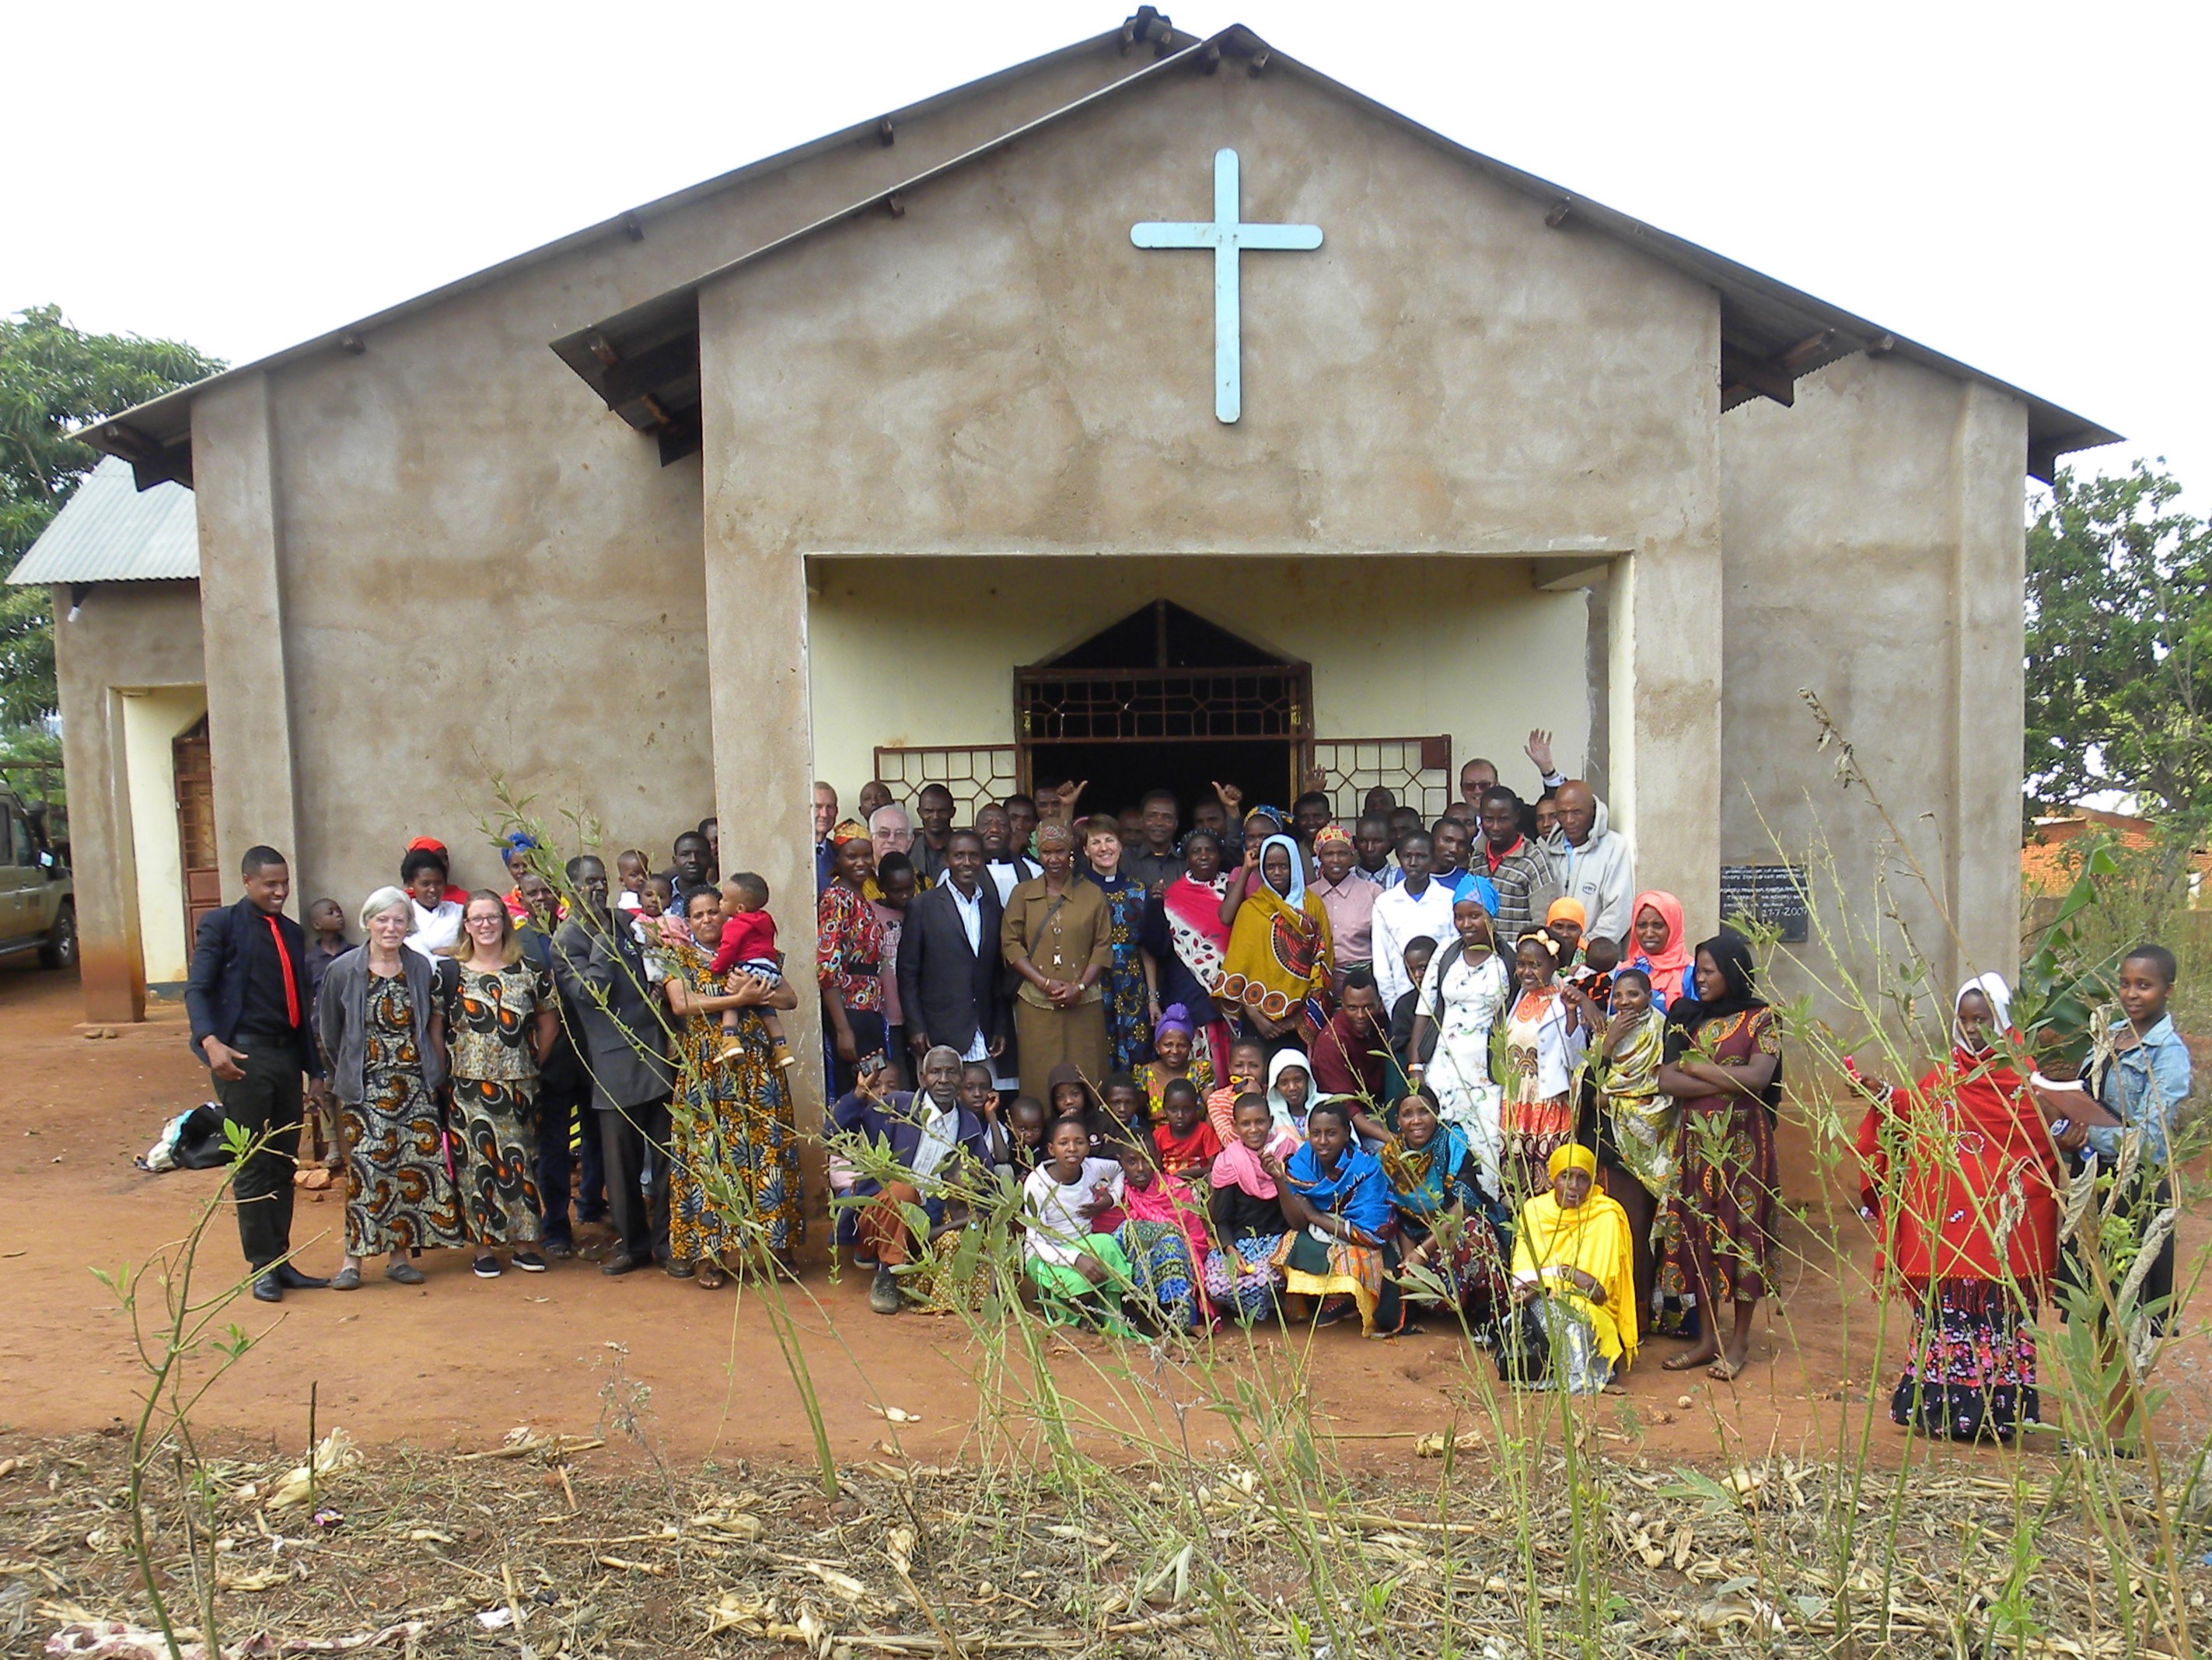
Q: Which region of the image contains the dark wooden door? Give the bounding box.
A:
[173,718,222,943]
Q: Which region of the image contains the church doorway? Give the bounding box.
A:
[1015,600,1309,818]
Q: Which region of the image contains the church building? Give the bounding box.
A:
[26,16,2115,1057]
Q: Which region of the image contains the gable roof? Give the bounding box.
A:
[547,23,2117,484]
[82,16,2116,490]
[7,456,198,585]
[71,19,1198,491]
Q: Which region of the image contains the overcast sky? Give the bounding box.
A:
[9,0,2204,503]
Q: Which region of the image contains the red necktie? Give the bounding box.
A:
[267,915,301,1027]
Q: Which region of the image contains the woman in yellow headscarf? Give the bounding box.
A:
[1215,833,1335,1046]
[1509,1144,1638,1392]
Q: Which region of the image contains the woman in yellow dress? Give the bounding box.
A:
[1509,1144,1638,1393]
[1215,833,1334,1048]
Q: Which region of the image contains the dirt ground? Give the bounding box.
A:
[3,963,2205,1479]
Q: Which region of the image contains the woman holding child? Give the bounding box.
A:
[666,887,806,1281]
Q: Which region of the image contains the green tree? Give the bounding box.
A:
[0,305,222,730]
[2025,460,2212,823]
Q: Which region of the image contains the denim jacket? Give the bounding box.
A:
[2087,1014,2193,1168]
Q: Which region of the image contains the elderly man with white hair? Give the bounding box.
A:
[865,802,931,901]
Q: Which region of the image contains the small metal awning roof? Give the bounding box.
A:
[7,456,198,585]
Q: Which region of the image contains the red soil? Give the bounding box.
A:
[2,964,2203,1476]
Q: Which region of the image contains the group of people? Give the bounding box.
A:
[180,742,2190,1438]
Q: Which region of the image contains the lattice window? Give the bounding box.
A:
[1017,667,1305,742]
[873,746,1020,818]
[1310,736,1454,820]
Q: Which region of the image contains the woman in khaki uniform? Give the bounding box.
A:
[1001,820,1113,1100]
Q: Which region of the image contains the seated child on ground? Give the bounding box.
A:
[1113,1132,1212,1333]
[1022,1117,1135,1330]
[1100,1072,1150,1142]
[711,871,794,1068]
[1152,1078,1223,1179]
[994,1093,1049,1182]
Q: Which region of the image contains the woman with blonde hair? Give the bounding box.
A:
[442,889,560,1279]
[319,887,464,1289]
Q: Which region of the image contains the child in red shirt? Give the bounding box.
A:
[1152,1078,1224,1179]
[711,872,795,1069]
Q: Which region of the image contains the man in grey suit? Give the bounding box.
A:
[896,830,1007,1071]
[554,854,676,1276]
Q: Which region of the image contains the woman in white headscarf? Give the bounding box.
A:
[1849,975,2061,1443]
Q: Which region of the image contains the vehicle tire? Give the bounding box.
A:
[39,900,76,970]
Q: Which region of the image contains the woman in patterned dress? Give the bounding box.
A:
[818,823,887,1096]
[1500,934,1587,1204]
[318,887,466,1290]
[442,891,558,1279]
[1081,818,1159,1074]
[663,886,806,1284]
[1655,931,1783,1380]
[1142,830,1235,1078]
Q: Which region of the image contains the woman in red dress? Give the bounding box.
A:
[1851,974,2060,1442]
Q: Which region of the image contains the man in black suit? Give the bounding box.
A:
[896,830,1007,1071]
[184,844,330,1303]
[552,854,676,1277]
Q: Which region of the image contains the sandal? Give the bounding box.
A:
[384,1260,426,1285]
[330,1266,362,1291]
[697,1262,727,1290]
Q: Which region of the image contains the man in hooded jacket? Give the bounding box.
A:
[1533,780,1634,948]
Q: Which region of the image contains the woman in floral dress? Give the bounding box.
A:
[442,891,559,1277]
[1082,819,1158,1073]
[319,888,466,1289]
[664,887,806,1282]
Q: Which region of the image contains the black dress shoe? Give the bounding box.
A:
[274,1264,330,1291]
[252,1272,283,1303]
[600,1253,641,1277]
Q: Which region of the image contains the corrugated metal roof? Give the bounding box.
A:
[7,456,198,584]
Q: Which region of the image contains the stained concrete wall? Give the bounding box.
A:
[807,554,1592,802]
[49,580,205,1022]
[700,60,1729,1103]
[1719,351,2029,1036]
[180,37,1171,921]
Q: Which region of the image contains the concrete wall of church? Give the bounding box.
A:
[1719,351,2029,1036]
[805,555,1591,806]
[699,57,1730,1019]
[49,579,205,1022]
[177,40,1166,927]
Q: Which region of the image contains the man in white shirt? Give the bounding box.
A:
[1370,832,1460,1009]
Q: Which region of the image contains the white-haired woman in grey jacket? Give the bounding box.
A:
[319,887,463,1289]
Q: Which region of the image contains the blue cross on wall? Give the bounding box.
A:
[1131,148,1323,423]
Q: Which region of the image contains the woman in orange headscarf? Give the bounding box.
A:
[1627,889,1696,1012]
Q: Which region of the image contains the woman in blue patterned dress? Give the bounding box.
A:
[1082,818,1159,1074]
